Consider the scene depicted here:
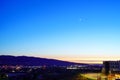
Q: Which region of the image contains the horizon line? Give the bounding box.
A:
[0,55,120,64]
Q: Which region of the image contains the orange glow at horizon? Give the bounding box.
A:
[57,57,120,64]
[33,54,120,64]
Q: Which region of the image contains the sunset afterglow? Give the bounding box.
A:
[1,0,120,63]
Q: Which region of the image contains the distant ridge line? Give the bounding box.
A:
[0,55,88,66]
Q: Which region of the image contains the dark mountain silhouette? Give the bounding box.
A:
[0,55,87,66]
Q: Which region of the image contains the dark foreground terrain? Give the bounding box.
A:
[0,65,102,80]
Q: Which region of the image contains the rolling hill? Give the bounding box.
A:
[0,55,87,66]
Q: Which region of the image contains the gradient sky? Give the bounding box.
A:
[0,0,120,63]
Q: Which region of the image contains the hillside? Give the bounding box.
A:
[0,55,87,66]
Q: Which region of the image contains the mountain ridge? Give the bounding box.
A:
[0,55,87,66]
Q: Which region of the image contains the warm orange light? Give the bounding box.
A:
[29,54,120,64]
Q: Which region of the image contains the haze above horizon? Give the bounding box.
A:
[1,0,120,63]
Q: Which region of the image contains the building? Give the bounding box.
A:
[103,61,120,75]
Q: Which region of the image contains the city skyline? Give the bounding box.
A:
[1,0,120,63]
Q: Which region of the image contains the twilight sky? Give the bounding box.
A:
[0,0,120,63]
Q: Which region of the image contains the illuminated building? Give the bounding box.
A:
[103,61,120,75]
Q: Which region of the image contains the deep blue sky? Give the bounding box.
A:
[1,0,120,63]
